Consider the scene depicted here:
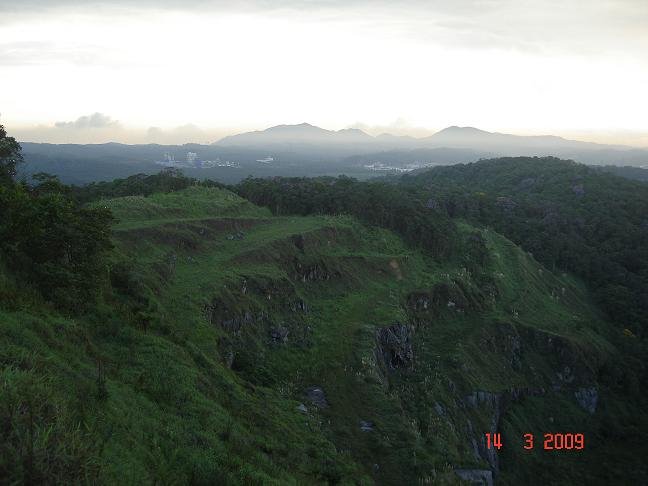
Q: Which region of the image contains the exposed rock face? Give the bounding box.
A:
[463,391,500,410]
[269,326,289,344]
[375,322,413,370]
[516,325,595,390]
[434,402,446,416]
[507,336,522,370]
[294,261,339,282]
[359,420,374,432]
[460,385,548,476]
[406,281,482,321]
[289,299,309,313]
[575,386,598,414]
[204,302,267,334]
[305,386,329,409]
[462,391,501,472]
[454,469,493,486]
[449,321,602,479]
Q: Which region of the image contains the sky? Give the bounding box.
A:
[1,0,647,146]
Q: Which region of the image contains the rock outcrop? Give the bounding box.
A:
[305,386,329,409]
[375,322,413,371]
[454,468,493,486]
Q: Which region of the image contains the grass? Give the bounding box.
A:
[1,186,640,485]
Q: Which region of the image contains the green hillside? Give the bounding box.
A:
[3,183,645,484]
[401,156,648,335]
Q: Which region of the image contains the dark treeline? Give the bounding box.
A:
[70,168,226,204]
[593,165,648,182]
[235,175,457,259]
[402,157,648,335]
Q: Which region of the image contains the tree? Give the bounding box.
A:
[0,124,23,186]
[0,126,114,311]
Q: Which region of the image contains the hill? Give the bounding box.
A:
[593,164,648,182]
[401,156,648,335]
[3,168,647,483]
[422,126,604,152]
[216,123,374,146]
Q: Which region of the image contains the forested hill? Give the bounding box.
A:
[593,164,648,182]
[400,157,648,337]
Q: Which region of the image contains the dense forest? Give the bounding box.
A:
[401,157,648,337]
[593,164,648,182]
[235,176,457,259]
[70,168,226,204]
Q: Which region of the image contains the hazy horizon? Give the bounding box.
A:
[8,120,648,149]
[2,0,647,146]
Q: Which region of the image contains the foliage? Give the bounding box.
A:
[593,165,648,182]
[235,175,456,258]
[70,168,226,204]
[401,157,648,335]
[0,365,100,484]
[0,124,23,186]
[0,130,114,310]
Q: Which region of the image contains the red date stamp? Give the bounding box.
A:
[485,432,585,450]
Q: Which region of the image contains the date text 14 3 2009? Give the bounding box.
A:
[485,432,585,450]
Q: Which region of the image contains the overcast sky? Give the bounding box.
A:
[1,0,647,145]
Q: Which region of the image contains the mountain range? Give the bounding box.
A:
[16,124,648,186]
[215,123,648,166]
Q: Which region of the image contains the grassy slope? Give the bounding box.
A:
[1,186,640,484]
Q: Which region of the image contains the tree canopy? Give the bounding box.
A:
[0,125,23,186]
[0,127,113,310]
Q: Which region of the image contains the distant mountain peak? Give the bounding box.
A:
[436,126,490,135]
[336,128,372,138]
[266,122,326,132]
[213,123,632,157]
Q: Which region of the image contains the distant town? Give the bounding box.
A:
[155,152,242,169]
[363,161,438,173]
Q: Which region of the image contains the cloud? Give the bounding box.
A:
[2,0,647,56]
[2,1,647,137]
[54,112,120,129]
